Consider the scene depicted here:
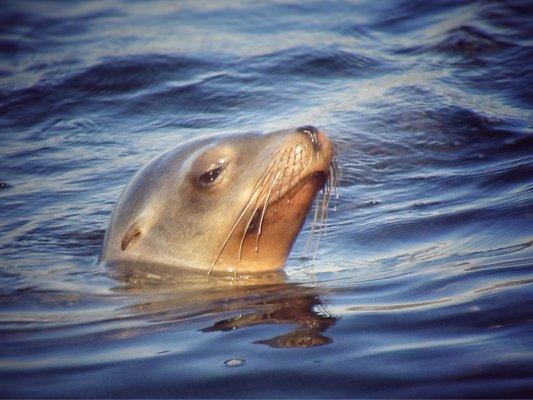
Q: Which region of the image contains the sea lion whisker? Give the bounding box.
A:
[236,152,282,257]
[329,164,337,213]
[329,154,340,212]
[235,171,274,276]
[235,164,281,262]
[235,149,290,272]
[304,147,313,171]
[208,151,282,276]
[273,153,288,222]
[304,155,336,258]
[235,150,288,275]
[255,156,285,252]
[320,155,339,246]
[211,181,262,276]
[288,146,297,204]
[322,179,333,237]
[312,182,330,261]
[304,190,321,255]
[295,145,304,189]
[296,145,303,186]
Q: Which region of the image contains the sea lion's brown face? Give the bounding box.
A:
[101,126,336,275]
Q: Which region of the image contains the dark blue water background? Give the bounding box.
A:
[1,0,532,398]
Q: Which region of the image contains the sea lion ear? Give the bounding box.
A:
[121,222,141,251]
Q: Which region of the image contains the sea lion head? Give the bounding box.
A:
[101,126,337,275]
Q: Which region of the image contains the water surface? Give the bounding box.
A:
[1,0,532,398]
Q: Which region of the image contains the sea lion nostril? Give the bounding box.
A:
[296,125,319,136]
[296,125,320,152]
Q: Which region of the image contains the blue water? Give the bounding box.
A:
[1,0,532,398]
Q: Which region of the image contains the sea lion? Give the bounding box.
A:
[100,126,337,275]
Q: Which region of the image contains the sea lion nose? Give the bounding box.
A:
[296,125,319,136]
[296,125,321,152]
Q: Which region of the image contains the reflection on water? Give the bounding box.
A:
[201,291,336,349]
[113,263,337,349]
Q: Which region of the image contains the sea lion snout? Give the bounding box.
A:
[297,125,320,151]
[296,125,332,155]
[296,125,319,135]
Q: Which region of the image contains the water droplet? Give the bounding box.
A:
[224,358,245,367]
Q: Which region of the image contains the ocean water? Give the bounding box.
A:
[1,0,532,398]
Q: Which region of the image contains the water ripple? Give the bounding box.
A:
[1,0,532,398]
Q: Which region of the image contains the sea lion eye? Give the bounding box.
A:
[198,162,227,186]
